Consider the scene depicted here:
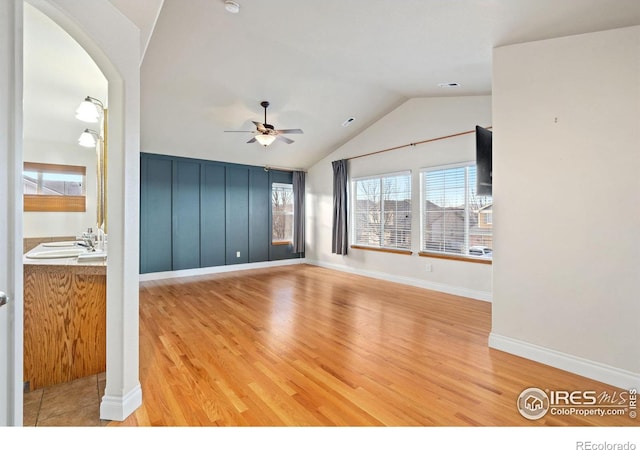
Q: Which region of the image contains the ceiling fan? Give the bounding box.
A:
[225,101,303,146]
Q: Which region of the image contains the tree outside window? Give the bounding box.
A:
[272,183,294,244]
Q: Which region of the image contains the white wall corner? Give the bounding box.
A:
[100,383,142,421]
[306,259,492,303]
[488,333,640,390]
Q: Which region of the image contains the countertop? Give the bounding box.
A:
[24,242,107,275]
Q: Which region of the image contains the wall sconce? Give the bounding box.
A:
[78,128,101,148]
[75,96,104,123]
[76,95,108,233]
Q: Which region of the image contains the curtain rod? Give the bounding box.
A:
[344,126,492,162]
[263,165,306,173]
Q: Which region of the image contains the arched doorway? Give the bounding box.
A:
[1,0,142,424]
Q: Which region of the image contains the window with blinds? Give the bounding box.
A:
[23,162,87,212]
[352,171,411,250]
[272,183,294,244]
[421,163,493,259]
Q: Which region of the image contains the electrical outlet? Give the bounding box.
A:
[236,251,241,258]
[425,264,432,272]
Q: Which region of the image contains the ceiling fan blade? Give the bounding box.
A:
[252,121,267,133]
[276,135,294,144]
[276,129,303,135]
[246,137,257,143]
[224,130,255,133]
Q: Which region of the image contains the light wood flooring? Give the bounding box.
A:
[105,264,637,427]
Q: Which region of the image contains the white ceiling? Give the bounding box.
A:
[25,0,640,170]
[23,3,107,146]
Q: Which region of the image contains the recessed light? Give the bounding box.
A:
[342,117,355,127]
[224,1,240,13]
[438,82,460,88]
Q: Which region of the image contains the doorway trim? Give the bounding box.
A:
[23,0,142,421]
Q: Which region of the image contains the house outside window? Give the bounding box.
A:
[421,163,492,259]
[272,183,294,244]
[352,171,411,251]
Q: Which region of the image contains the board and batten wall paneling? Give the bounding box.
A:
[249,168,270,263]
[140,154,173,273]
[140,154,301,274]
[225,166,250,265]
[200,163,226,268]
[172,160,201,270]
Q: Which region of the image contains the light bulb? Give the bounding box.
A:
[255,134,276,147]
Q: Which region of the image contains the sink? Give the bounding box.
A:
[26,248,87,259]
[42,241,81,248]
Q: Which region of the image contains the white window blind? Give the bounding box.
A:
[272,183,294,243]
[421,164,493,258]
[352,172,411,250]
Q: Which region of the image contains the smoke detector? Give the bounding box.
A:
[224,1,240,13]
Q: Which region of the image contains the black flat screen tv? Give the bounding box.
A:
[475,126,492,196]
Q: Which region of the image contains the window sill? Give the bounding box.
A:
[419,251,492,265]
[272,241,292,246]
[350,245,412,256]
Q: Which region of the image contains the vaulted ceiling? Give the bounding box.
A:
[25,0,640,170]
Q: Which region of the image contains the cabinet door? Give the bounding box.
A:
[172,160,201,270]
[140,155,173,273]
[249,168,270,262]
[225,166,249,264]
[201,163,226,267]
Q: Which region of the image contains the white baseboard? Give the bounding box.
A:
[139,258,306,282]
[306,259,492,302]
[489,333,640,390]
[100,383,143,421]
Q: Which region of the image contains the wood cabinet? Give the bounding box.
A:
[23,262,106,391]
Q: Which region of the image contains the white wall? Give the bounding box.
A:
[29,0,142,421]
[22,3,108,239]
[491,26,640,387]
[306,96,493,301]
[23,139,97,237]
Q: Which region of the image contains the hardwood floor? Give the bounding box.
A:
[110,264,637,426]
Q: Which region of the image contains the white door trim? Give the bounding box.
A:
[0,0,24,426]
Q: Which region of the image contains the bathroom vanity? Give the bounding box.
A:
[23,242,107,391]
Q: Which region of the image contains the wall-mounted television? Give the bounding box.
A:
[475,126,492,196]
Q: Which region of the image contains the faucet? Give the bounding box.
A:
[78,228,97,252]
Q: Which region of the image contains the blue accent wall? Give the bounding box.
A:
[140,155,173,273]
[140,153,303,274]
[172,160,201,270]
[225,166,249,265]
[200,163,226,267]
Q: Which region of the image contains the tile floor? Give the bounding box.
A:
[23,372,110,426]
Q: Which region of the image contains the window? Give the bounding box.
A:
[272,183,294,244]
[352,171,411,251]
[23,162,86,212]
[421,163,492,259]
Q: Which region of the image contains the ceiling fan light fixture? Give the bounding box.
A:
[224,1,240,13]
[255,134,276,147]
